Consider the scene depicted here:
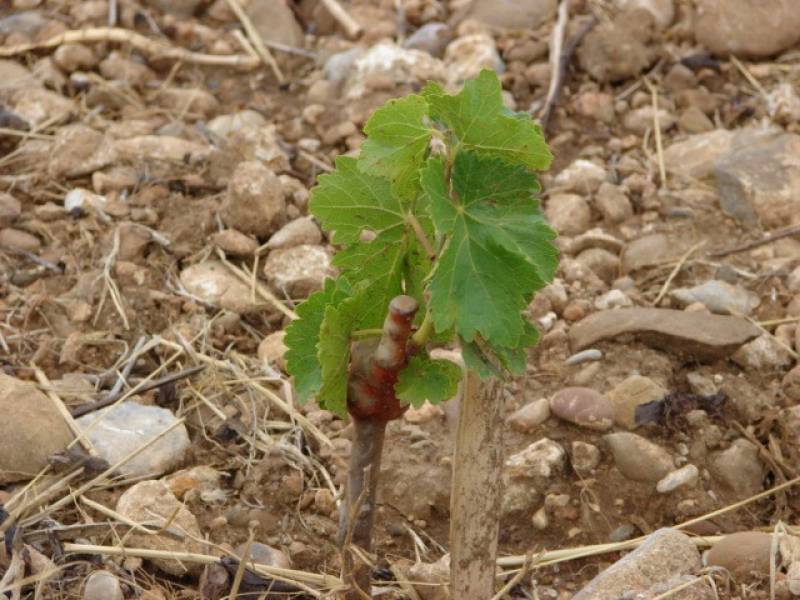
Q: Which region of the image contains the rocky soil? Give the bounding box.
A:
[2,0,800,598]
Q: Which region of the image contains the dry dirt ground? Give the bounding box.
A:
[1,0,800,598]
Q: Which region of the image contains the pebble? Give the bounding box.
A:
[266,216,322,250]
[550,387,614,431]
[206,110,266,138]
[116,480,204,576]
[595,182,633,223]
[768,83,800,126]
[53,43,97,73]
[165,466,224,502]
[532,506,549,530]
[263,244,333,298]
[545,194,591,236]
[553,159,607,193]
[64,188,107,215]
[212,229,258,256]
[507,398,551,432]
[569,308,761,360]
[706,531,772,577]
[574,529,701,599]
[694,0,800,58]
[465,0,556,29]
[98,52,156,87]
[236,542,291,569]
[156,88,219,119]
[615,0,674,28]
[505,438,566,478]
[444,33,503,86]
[670,279,760,316]
[678,106,714,133]
[113,135,213,166]
[575,91,615,124]
[244,0,304,48]
[12,87,75,126]
[623,106,676,135]
[607,375,666,429]
[345,42,445,100]
[403,22,451,57]
[222,161,286,237]
[258,331,287,369]
[0,193,21,228]
[732,334,793,370]
[609,523,638,543]
[0,227,41,253]
[621,233,671,274]
[76,401,190,478]
[603,432,673,482]
[656,464,699,493]
[0,374,72,483]
[571,441,601,475]
[594,289,633,311]
[788,561,800,595]
[784,365,800,402]
[83,570,123,600]
[565,349,602,366]
[576,248,620,284]
[708,438,764,498]
[180,261,265,314]
[576,9,656,83]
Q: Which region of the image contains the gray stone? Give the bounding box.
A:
[595,182,633,223]
[694,0,800,58]
[576,248,619,284]
[732,334,793,370]
[624,106,676,135]
[236,542,291,569]
[714,133,800,228]
[569,308,761,361]
[212,229,258,256]
[245,0,304,48]
[670,280,760,315]
[0,374,73,483]
[678,106,714,133]
[553,159,607,193]
[444,34,503,86]
[577,9,657,83]
[266,216,322,250]
[503,438,565,514]
[604,432,673,482]
[83,570,123,600]
[76,401,189,478]
[571,441,601,475]
[545,193,591,236]
[708,439,764,498]
[404,23,452,57]
[116,480,204,576]
[12,87,75,127]
[144,0,205,17]
[550,387,614,431]
[574,529,701,599]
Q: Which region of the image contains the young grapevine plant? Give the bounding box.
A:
[284,69,557,596]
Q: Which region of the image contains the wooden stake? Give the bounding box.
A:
[449,371,504,599]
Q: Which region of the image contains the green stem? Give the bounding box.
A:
[406,213,436,260]
[411,309,434,348]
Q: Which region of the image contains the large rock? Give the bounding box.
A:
[577,9,657,83]
[574,529,701,599]
[463,0,556,30]
[694,0,800,58]
[0,374,73,483]
[222,160,286,237]
[180,261,264,314]
[116,480,204,576]
[76,402,190,478]
[714,133,800,228]
[569,308,761,361]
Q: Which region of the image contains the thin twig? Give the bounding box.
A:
[652,241,705,306]
[319,0,362,38]
[644,78,667,189]
[0,27,260,68]
[223,0,285,83]
[216,249,298,319]
[709,224,800,258]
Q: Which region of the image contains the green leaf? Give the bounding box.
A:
[460,322,539,378]
[316,295,362,415]
[422,70,552,170]
[310,156,405,245]
[396,354,462,408]
[422,151,557,347]
[285,278,352,402]
[358,94,433,199]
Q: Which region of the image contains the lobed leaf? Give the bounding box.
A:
[423,70,552,170]
[396,353,462,408]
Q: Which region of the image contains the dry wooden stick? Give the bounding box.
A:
[0,27,260,69]
[540,9,598,132]
[644,78,667,189]
[223,0,286,83]
[708,224,800,258]
[31,365,98,457]
[320,0,363,39]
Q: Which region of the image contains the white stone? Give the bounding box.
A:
[656,464,699,493]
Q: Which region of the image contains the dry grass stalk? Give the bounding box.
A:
[644,78,667,189]
[216,249,298,319]
[0,27,260,69]
[651,241,706,306]
[320,0,363,38]
[222,0,285,83]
